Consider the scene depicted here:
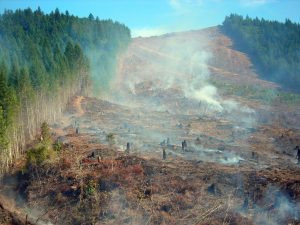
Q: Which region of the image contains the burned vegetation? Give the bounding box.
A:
[1,94,298,225]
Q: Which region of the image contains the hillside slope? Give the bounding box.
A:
[222,14,300,91]
[112,26,300,128]
[113,26,277,94]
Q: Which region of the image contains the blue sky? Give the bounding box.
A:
[1,0,300,37]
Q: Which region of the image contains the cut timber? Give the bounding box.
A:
[0,195,35,225]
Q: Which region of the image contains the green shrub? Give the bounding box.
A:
[84,179,97,196]
[106,133,115,145]
[53,141,62,152]
[41,122,52,147]
[26,122,56,167]
[26,144,55,166]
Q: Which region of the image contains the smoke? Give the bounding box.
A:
[87,48,118,95]
[0,176,53,225]
[191,85,222,111]
[110,30,256,129]
[131,27,168,38]
[240,186,300,225]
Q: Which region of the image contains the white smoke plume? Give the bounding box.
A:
[110,30,256,128]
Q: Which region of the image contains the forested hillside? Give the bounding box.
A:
[0,8,131,173]
[222,14,300,91]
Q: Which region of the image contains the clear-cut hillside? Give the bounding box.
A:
[113,26,277,97]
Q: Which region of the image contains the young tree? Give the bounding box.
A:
[8,62,20,89]
[0,106,8,171]
[41,121,51,148]
[88,13,94,20]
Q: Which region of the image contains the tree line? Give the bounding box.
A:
[222,14,300,92]
[0,8,131,173]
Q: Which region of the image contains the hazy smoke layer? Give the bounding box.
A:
[110,31,255,127]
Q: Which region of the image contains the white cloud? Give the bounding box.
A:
[240,0,273,7]
[169,0,181,10]
[168,0,273,8]
[168,0,203,7]
[131,27,169,38]
[168,0,203,14]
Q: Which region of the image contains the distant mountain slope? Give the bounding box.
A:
[113,26,300,125]
[113,26,277,97]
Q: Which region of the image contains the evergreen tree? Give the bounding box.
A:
[0,8,131,173]
[40,121,51,148]
[8,62,20,89]
[0,106,8,155]
[222,14,300,91]
[88,13,94,20]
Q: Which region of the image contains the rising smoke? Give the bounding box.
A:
[110,30,256,129]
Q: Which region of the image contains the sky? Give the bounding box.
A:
[0,0,300,37]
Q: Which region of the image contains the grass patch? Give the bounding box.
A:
[211,80,300,105]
